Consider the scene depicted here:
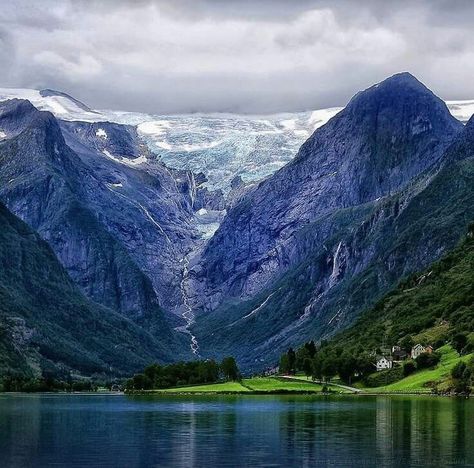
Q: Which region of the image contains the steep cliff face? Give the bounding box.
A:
[58,119,199,316]
[193,73,462,307]
[190,74,471,370]
[0,73,471,375]
[0,201,181,377]
[0,99,196,355]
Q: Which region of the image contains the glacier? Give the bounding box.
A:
[0,87,473,193]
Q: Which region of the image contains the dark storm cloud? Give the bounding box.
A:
[0,0,473,114]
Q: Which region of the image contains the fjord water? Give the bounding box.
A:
[0,395,473,467]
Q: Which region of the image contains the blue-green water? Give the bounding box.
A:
[0,394,472,467]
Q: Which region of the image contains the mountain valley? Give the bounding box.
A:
[0,73,473,376]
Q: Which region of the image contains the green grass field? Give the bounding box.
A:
[145,377,340,394]
[132,346,472,395]
[155,381,250,393]
[242,377,324,392]
[365,345,472,393]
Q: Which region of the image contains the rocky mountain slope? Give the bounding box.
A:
[0,201,182,378]
[2,86,472,193]
[0,99,204,357]
[190,73,474,370]
[0,73,473,376]
[318,223,474,356]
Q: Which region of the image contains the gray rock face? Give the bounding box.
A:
[189,73,471,370]
[0,200,182,377]
[192,73,462,307]
[0,73,472,374]
[0,99,200,356]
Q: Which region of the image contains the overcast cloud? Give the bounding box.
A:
[0,0,473,114]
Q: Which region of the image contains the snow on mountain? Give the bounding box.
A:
[0,88,100,121]
[0,87,473,192]
[134,109,342,192]
[447,100,474,123]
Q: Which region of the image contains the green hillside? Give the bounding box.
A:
[283,225,474,392]
[330,224,474,354]
[365,345,472,393]
[0,202,179,384]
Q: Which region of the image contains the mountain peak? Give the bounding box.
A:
[346,72,441,111]
[378,71,423,87]
[39,89,97,114]
[338,72,462,144]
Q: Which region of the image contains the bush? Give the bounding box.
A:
[452,333,468,354]
[365,367,403,387]
[451,362,466,380]
[415,352,440,370]
[403,361,416,376]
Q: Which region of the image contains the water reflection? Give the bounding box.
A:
[0,394,472,467]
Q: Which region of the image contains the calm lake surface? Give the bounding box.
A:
[0,394,472,467]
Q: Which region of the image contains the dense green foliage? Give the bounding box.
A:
[324,224,474,355]
[0,202,179,383]
[125,357,239,391]
[366,346,473,393]
[280,226,474,389]
[1,374,95,392]
[220,357,240,381]
[451,357,474,394]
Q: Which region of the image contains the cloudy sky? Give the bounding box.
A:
[1,0,473,114]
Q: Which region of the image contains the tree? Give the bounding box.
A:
[296,347,310,371]
[416,352,440,370]
[400,335,414,353]
[312,354,323,381]
[303,358,313,379]
[132,373,152,390]
[452,333,468,354]
[199,360,219,383]
[468,356,474,386]
[321,356,337,382]
[337,353,357,384]
[287,348,296,374]
[403,361,416,376]
[451,360,472,395]
[305,341,317,358]
[144,363,162,387]
[221,357,240,381]
[451,362,466,380]
[356,353,374,379]
[279,354,290,375]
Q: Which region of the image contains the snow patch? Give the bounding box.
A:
[447,100,474,123]
[102,149,147,166]
[308,107,343,130]
[0,88,100,122]
[96,128,107,139]
[137,120,172,136]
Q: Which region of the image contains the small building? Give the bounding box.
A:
[263,366,278,376]
[392,349,408,361]
[392,345,401,353]
[411,344,430,359]
[376,356,393,371]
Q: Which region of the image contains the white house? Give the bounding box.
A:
[411,344,433,359]
[376,356,393,371]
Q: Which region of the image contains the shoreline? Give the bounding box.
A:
[0,390,470,398]
[125,390,471,398]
